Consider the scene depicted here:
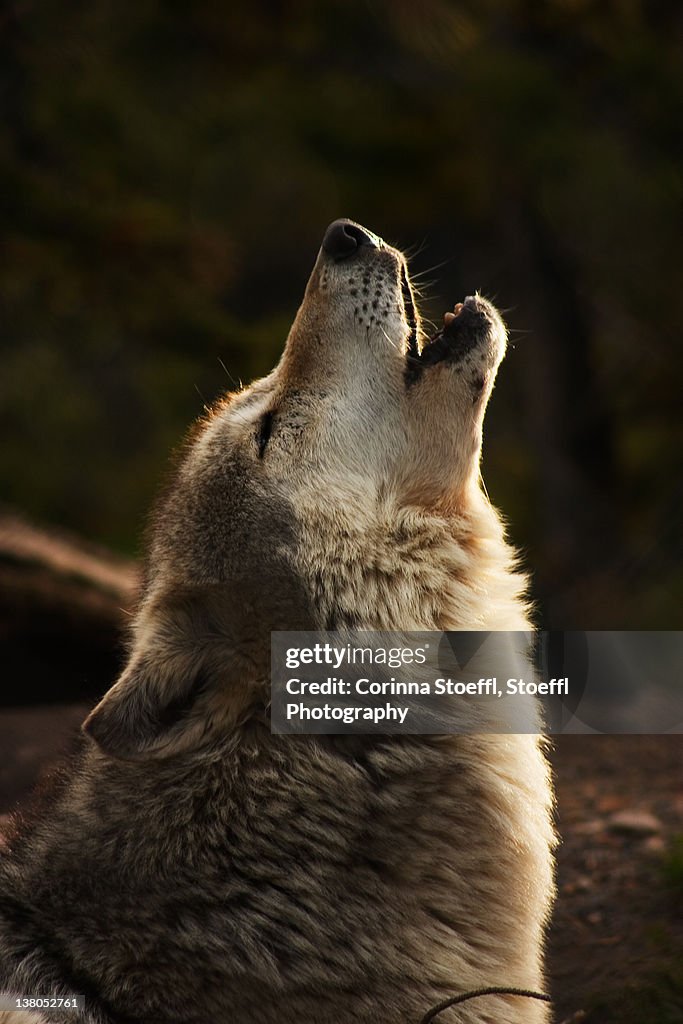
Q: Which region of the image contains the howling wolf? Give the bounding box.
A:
[0,220,554,1023]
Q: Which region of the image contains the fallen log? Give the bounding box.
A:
[0,506,138,707]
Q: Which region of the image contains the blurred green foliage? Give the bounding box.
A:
[1,0,682,626]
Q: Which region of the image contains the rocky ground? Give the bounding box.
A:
[548,735,683,1024]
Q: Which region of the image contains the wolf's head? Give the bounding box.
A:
[84,219,514,759]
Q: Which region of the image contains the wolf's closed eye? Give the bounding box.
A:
[256,410,275,457]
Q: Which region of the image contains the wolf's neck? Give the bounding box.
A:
[300,489,531,633]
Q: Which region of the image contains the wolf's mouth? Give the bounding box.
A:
[400,263,420,361]
[404,296,490,385]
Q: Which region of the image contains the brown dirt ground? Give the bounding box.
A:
[548,735,683,1024]
[1,715,682,1023]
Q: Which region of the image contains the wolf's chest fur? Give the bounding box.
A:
[1,723,552,1024]
[301,492,530,634]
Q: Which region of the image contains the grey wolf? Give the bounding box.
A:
[0,219,555,1023]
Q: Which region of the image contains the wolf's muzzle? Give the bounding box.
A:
[322,219,381,260]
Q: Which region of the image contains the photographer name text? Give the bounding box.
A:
[284,677,568,697]
[284,676,568,725]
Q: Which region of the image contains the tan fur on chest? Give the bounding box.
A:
[300,485,530,634]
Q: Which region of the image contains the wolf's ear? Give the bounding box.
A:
[82,589,262,760]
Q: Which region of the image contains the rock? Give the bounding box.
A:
[573,818,604,836]
[607,809,662,836]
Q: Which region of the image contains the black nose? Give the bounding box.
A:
[322,219,379,260]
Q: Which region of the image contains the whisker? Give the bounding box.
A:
[407,280,438,302]
[379,326,399,351]
[409,256,453,280]
[402,237,430,261]
[478,469,492,505]
[218,357,242,390]
[408,280,437,298]
[420,316,439,334]
[193,384,210,412]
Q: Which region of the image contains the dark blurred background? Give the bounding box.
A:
[2,0,682,636]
